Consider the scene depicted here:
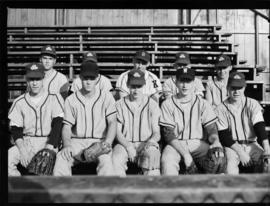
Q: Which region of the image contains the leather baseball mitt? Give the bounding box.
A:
[196,147,226,174]
[137,141,160,170]
[262,154,270,173]
[27,148,56,175]
[81,141,112,163]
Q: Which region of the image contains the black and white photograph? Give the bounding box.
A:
[2,3,270,203]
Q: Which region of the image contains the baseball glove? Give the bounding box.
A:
[137,141,160,170]
[196,147,226,174]
[262,154,270,173]
[81,141,112,163]
[27,148,56,175]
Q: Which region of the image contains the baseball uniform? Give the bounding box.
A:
[8,91,64,176]
[53,89,116,176]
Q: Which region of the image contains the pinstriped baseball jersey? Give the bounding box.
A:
[214,97,264,142]
[116,95,161,142]
[63,89,116,139]
[116,70,162,96]
[26,69,69,94]
[163,77,205,96]
[70,74,113,92]
[8,92,64,137]
[159,95,217,140]
[205,77,228,108]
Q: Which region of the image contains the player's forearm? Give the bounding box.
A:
[169,139,190,157]
[205,123,221,145]
[262,139,270,154]
[105,120,117,145]
[116,131,130,148]
[62,124,72,148]
[15,138,25,150]
[149,131,160,143]
[230,142,245,156]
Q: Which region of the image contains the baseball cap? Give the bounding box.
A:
[176,67,195,81]
[134,50,150,63]
[174,52,190,65]
[40,45,56,58]
[215,54,231,68]
[227,71,246,88]
[25,63,45,79]
[83,51,97,63]
[80,61,99,78]
[127,69,146,86]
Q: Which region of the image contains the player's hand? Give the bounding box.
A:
[18,145,32,168]
[210,142,222,149]
[126,143,137,163]
[183,153,194,168]
[61,146,73,162]
[45,144,58,153]
[238,150,251,167]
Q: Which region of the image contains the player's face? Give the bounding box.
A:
[129,85,144,100]
[27,78,43,95]
[81,76,97,92]
[175,79,194,97]
[228,86,245,102]
[133,59,149,72]
[216,66,231,79]
[41,55,56,71]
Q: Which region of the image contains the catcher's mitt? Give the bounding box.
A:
[81,141,112,163]
[262,154,270,173]
[27,148,56,175]
[137,141,160,171]
[196,147,226,174]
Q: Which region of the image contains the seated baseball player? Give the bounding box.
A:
[215,71,270,174]
[112,69,161,176]
[70,51,113,94]
[205,54,232,109]
[159,67,225,175]
[162,52,205,101]
[53,61,117,176]
[27,45,70,99]
[8,63,64,176]
[115,50,162,103]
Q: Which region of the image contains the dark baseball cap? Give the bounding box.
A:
[25,63,45,79]
[175,52,190,65]
[215,54,231,68]
[227,71,246,88]
[176,67,195,81]
[40,45,56,58]
[127,69,146,86]
[83,51,97,63]
[80,61,99,78]
[134,50,150,63]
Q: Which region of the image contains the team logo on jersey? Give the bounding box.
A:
[133,72,141,77]
[87,52,93,57]
[141,52,145,56]
[152,80,158,88]
[183,68,188,73]
[233,74,241,79]
[219,56,224,62]
[46,46,52,51]
[30,64,38,70]
[179,54,186,58]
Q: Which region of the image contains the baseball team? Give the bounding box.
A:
[8,45,270,176]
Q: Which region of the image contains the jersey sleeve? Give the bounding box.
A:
[105,92,117,118]
[115,100,124,124]
[194,78,205,95]
[70,78,81,92]
[63,97,76,126]
[8,100,24,127]
[101,76,113,92]
[162,78,173,95]
[214,105,229,131]
[159,99,176,128]
[249,99,264,124]
[59,74,70,93]
[201,99,217,127]
[52,94,64,118]
[116,73,129,94]
[150,74,162,94]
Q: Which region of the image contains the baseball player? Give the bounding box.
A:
[215,71,270,174]
[205,54,232,108]
[53,61,116,176]
[33,45,70,99]
[112,69,161,176]
[162,52,205,100]
[159,67,223,175]
[70,51,113,93]
[115,50,162,102]
[8,63,64,176]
